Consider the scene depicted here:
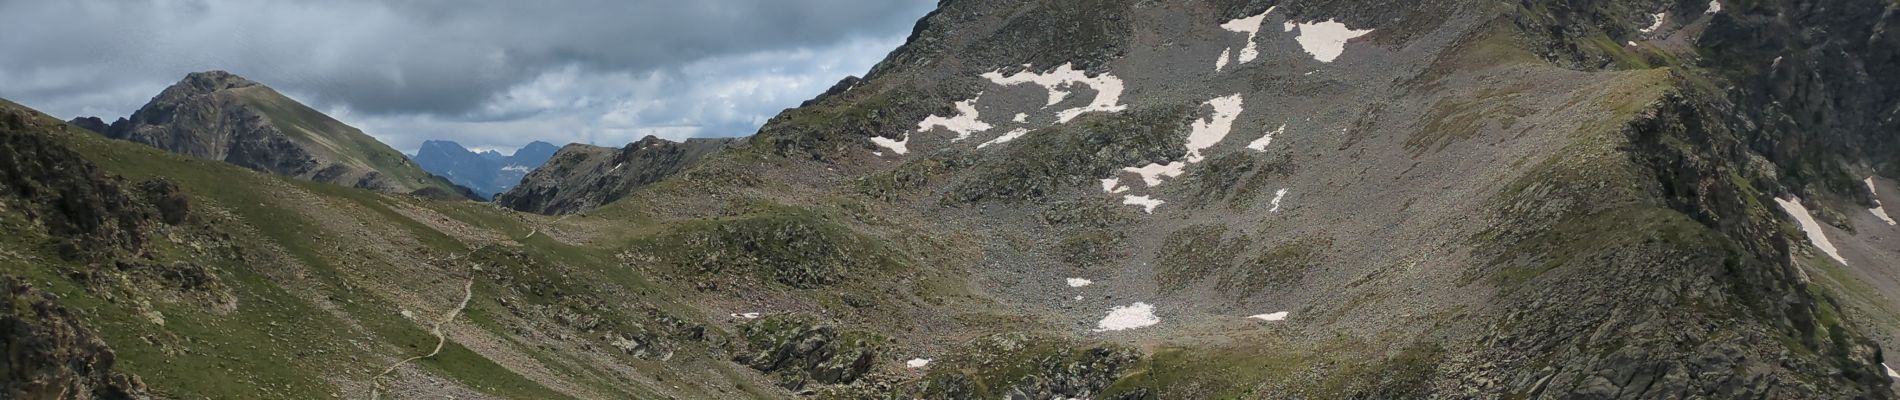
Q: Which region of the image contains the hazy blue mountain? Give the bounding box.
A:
[412,140,559,199]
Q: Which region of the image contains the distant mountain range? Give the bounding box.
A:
[411,140,559,199]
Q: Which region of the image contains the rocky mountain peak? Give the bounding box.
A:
[176,70,260,93]
[84,70,475,199]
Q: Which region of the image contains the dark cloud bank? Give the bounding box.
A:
[0,0,935,152]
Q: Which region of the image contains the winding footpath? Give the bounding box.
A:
[368,274,477,400]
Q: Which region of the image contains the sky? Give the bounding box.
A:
[0,0,935,154]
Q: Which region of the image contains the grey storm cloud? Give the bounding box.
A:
[0,0,935,152]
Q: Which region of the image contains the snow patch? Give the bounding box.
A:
[1774,197,1847,265]
[1247,124,1286,151]
[1248,311,1289,321]
[1067,278,1094,288]
[1706,0,1722,14]
[906,358,932,368]
[870,136,909,155]
[1013,113,1029,123]
[1122,195,1165,214]
[500,164,533,173]
[982,63,1127,123]
[730,312,762,319]
[1867,177,1897,226]
[1218,7,1275,68]
[1269,188,1289,212]
[1886,363,1900,378]
[1100,178,1129,194]
[1215,48,1232,72]
[1123,162,1187,187]
[1185,94,1246,162]
[1094,302,1161,332]
[977,128,1031,149]
[1287,20,1373,62]
[1641,12,1668,33]
[918,96,994,142]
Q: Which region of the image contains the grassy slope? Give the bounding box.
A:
[232,86,462,194]
[0,98,787,399]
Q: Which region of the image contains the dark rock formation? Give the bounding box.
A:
[495,135,735,214]
[67,116,111,134]
[0,277,149,400]
[736,316,885,391]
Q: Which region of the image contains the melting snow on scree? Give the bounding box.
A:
[1103,95,1245,213]
[888,63,1129,156]
[1248,311,1289,321]
[1095,302,1161,332]
[1866,177,1897,226]
[1067,278,1094,287]
[1640,12,1668,33]
[1215,7,1273,71]
[1775,197,1848,265]
[1286,19,1373,63]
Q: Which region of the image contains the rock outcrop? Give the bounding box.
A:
[0,277,149,400]
[79,71,474,199]
[495,135,734,214]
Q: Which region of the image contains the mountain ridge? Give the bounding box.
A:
[74,70,478,200]
[0,0,1897,398]
[412,139,559,199]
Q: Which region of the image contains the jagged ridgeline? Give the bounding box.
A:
[2,0,1897,398]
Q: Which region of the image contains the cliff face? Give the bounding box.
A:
[495,135,735,214]
[84,71,474,199]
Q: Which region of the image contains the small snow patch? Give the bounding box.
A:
[1885,363,1899,378]
[978,128,1031,149]
[1094,302,1161,332]
[501,164,533,173]
[1706,0,1722,14]
[1218,7,1275,68]
[1775,197,1847,265]
[1641,12,1668,33]
[906,358,932,368]
[1248,312,1289,321]
[1269,188,1289,212]
[730,312,762,319]
[1215,48,1232,72]
[1067,278,1094,288]
[1865,177,1897,226]
[1124,162,1187,187]
[1123,195,1165,214]
[1247,124,1286,151]
[870,136,909,155]
[918,96,994,142]
[1101,178,1129,194]
[1287,20,1373,62]
[1184,94,1246,163]
[1013,113,1029,123]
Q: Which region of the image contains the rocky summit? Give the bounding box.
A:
[2,0,1898,399]
[496,135,736,215]
[76,71,475,200]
